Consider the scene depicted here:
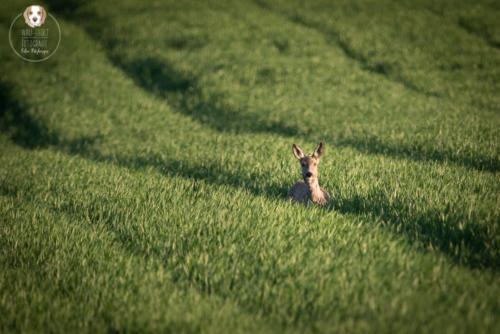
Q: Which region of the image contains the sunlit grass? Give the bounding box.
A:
[0,0,499,333]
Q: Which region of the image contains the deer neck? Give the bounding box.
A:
[306,178,323,201]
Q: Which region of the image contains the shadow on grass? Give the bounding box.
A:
[457,17,500,49]
[108,53,499,172]
[0,80,288,201]
[331,191,498,269]
[45,0,498,173]
[0,83,58,148]
[42,0,299,137]
[112,57,299,136]
[3,2,498,268]
[0,81,103,156]
[336,136,499,173]
[92,151,290,201]
[253,0,438,97]
[1,85,497,270]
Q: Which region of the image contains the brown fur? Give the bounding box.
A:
[40,6,47,24]
[23,7,29,24]
[287,142,330,206]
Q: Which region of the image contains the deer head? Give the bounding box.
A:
[292,142,324,184]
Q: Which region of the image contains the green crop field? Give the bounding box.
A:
[0,0,499,332]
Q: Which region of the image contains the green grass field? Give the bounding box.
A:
[1,0,499,332]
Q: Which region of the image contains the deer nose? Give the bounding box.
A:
[305,172,312,178]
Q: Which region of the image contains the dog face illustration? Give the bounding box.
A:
[24,5,47,28]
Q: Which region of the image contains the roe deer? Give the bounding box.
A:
[287,142,330,206]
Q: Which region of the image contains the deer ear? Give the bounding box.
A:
[292,144,305,160]
[313,142,324,158]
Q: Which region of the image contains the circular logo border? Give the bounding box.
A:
[8,12,61,62]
